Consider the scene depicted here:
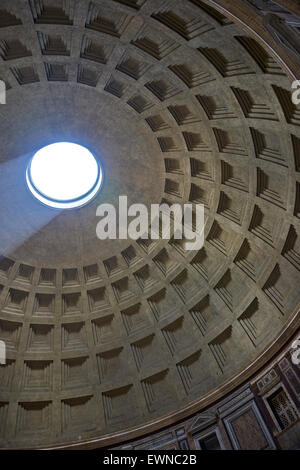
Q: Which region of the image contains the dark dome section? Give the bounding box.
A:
[0,0,299,449]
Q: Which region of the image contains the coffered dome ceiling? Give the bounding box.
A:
[0,0,299,449]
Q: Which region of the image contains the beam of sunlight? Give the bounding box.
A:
[0,152,62,256]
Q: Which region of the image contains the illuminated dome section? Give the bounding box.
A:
[26,142,102,209]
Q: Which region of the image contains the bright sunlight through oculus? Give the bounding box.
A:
[26,142,102,209]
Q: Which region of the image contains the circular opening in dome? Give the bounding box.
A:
[26,142,103,209]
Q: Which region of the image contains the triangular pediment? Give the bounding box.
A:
[188,411,217,434]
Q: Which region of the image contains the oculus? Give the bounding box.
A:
[26,142,103,209]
